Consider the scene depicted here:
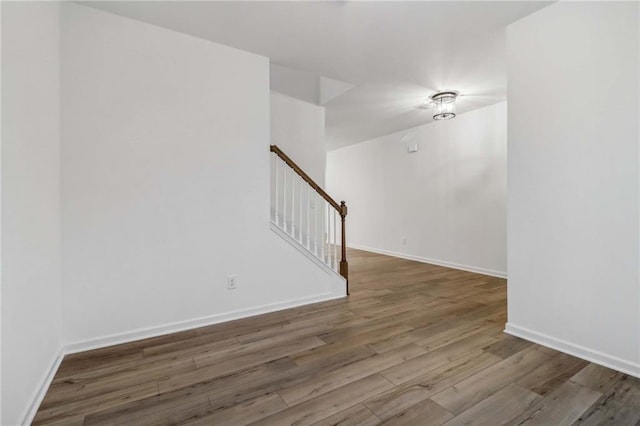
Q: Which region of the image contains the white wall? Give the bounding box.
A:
[270,64,319,106]
[506,2,640,376]
[270,91,326,184]
[327,102,507,277]
[1,2,63,424]
[61,3,343,347]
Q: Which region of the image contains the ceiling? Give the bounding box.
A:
[85,1,551,150]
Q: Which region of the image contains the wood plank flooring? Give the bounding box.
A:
[34,249,640,425]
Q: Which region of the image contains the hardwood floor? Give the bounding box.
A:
[34,249,640,425]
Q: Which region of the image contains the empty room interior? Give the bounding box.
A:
[2,1,640,425]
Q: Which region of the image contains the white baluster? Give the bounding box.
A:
[283,165,287,231]
[319,199,324,261]
[306,186,311,250]
[312,196,317,257]
[291,173,295,237]
[274,156,279,226]
[326,203,330,265]
[298,178,303,243]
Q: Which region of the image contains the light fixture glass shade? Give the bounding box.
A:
[431,91,457,120]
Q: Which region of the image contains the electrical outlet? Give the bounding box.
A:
[227,275,237,290]
[402,237,407,245]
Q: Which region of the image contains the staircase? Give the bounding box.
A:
[270,145,349,295]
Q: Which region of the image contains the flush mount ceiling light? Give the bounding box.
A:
[430,91,458,120]
[415,90,459,120]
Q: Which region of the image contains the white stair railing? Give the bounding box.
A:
[270,145,348,291]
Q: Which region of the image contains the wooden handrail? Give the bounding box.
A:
[270,145,341,212]
[270,144,349,293]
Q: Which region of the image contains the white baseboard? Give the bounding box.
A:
[21,347,65,425]
[348,244,507,279]
[505,322,640,378]
[65,292,344,355]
